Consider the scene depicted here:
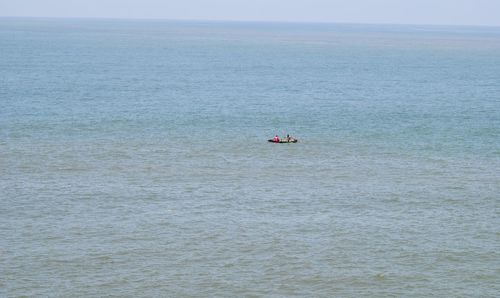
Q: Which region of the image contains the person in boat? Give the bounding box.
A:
[286,134,296,142]
[273,135,280,142]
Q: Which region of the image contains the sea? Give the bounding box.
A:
[0,18,499,297]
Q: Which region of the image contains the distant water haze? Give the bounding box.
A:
[1,0,500,26]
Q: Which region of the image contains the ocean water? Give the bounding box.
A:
[1,18,499,297]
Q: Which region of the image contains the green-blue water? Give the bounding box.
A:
[1,18,499,297]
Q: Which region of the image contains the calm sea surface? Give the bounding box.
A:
[1,18,499,297]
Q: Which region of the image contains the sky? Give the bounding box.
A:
[1,0,500,27]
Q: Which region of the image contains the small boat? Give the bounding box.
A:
[268,139,298,143]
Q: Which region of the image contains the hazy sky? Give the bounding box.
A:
[1,0,500,26]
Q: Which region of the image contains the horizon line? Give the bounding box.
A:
[1,15,500,29]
